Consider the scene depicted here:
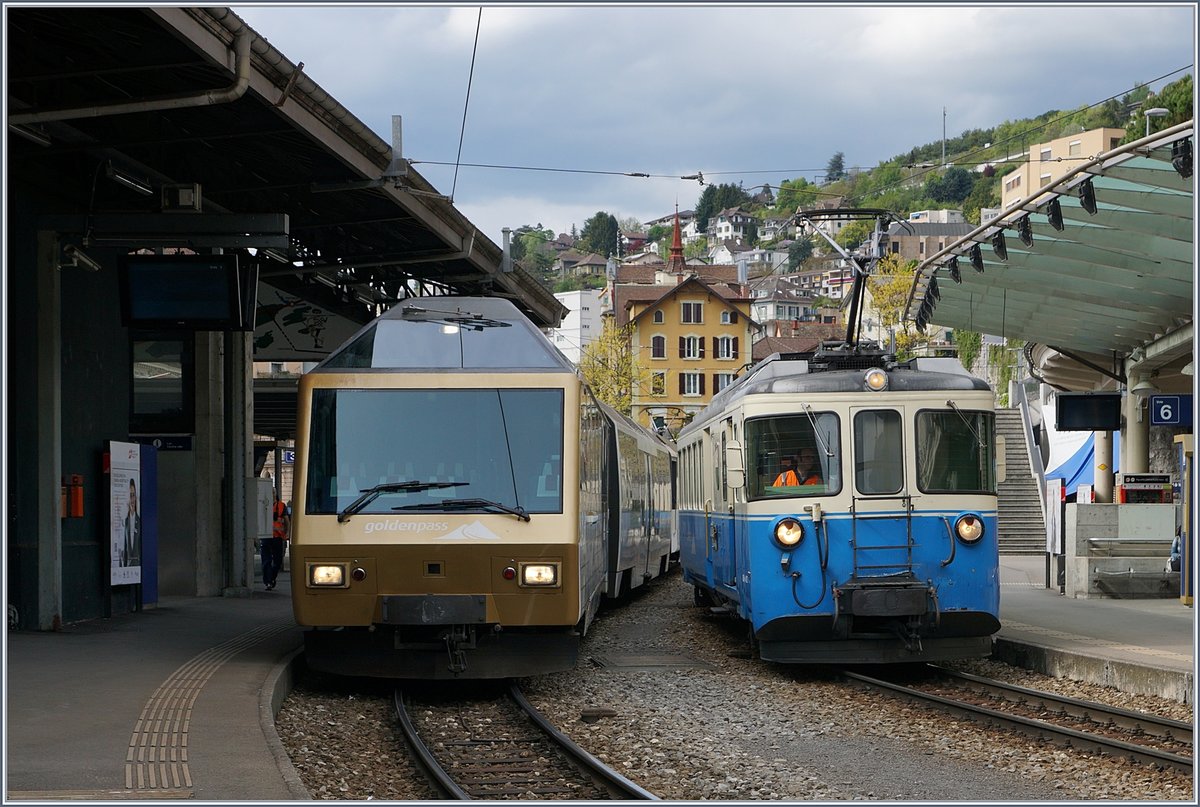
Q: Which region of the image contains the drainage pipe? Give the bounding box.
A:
[9,15,252,125]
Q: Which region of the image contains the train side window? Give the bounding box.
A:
[744,413,840,499]
[915,409,995,493]
[854,409,904,495]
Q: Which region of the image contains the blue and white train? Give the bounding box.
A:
[676,341,1003,663]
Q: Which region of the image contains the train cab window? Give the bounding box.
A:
[305,387,564,516]
[854,409,903,495]
[745,413,840,499]
[916,409,996,493]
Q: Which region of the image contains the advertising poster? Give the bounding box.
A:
[110,441,142,586]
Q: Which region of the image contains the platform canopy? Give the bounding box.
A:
[7,7,566,336]
[905,122,1194,392]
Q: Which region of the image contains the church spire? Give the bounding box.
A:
[665,205,686,275]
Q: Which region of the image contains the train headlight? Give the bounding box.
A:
[308,563,348,588]
[954,514,985,544]
[864,368,889,391]
[519,562,560,587]
[773,518,805,548]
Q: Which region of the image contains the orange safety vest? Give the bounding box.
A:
[272,500,288,539]
[773,469,800,486]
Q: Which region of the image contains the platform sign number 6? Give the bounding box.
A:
[1149,395,1193,427]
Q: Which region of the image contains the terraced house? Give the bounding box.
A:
[610,214,756,434]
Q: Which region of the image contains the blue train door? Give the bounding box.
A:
[849,406,913,579]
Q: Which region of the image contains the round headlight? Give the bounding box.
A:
[864,368,888,391]
[774,518,804,547]
[955,514,984,543]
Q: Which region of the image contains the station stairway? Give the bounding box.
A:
[996,408,1048,555]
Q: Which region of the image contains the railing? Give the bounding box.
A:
[1010,379,1047,521]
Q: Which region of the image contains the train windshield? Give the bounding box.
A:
[745,412,841,499]
[305,388,564,516]
[915,409,996,493]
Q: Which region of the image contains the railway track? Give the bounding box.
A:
[843,665,1193,775]
[394,681,657,800]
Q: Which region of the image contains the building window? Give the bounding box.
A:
[651,372,666,396]
[715,335,737,359]
[1040,147,1052,163]
[681,372,704,396]
[681,301,703,323]
[919,241,925,255]
[653,310,664,323]
[651,335,666,359]
[1040,173,1052,187]
[1068,140,1081,156]
[720,310,738,324]
[680,335,703,359]
[714,373,735,393]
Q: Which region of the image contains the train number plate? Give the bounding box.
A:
[381,595,487,624]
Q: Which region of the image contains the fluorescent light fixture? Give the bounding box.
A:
[946,256,961,284]
[1045,197,1064,231]
[1016,215,1033,247]
[106,161,153,196]
[1078,177,1097,215]
[991,231,1008,261]
[968,244,984,273]
[8,123,51,147]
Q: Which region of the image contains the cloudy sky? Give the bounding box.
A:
[232,3,1194,243]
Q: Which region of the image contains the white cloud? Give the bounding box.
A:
[232,3,1194,244]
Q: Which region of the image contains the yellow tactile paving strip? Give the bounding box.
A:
[122,617,296,796]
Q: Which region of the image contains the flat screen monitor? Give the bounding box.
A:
[1056,392,1122,431]
[119,254,251,330]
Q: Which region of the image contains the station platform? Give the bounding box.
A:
[4,555,1195,801]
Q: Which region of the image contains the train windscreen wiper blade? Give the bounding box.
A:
[393,498,531,522]
[337,480,468,523]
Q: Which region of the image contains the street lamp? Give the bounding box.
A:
[1144,107,1169,137]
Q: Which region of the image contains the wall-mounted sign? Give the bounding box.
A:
[252,282,362,361]
[110,441,142,586]
[1150,395,1193,427]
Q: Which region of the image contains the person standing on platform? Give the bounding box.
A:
[262,496,289,590]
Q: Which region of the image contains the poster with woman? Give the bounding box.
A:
[110,441,141,585]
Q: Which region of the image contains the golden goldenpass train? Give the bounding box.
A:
[290,297,674,678]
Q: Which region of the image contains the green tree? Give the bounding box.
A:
[825,152,845,182]
[953,329,983,373]
[787,237,814,271]
[774,176,821,212]
[836,218,872,250]
[578,211,619,257]
[924,166,975,204]
[578,322,648,416]
[961,176,1000,225]
[694,183,751,232]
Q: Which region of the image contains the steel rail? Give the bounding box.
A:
[843,670,1192,774]
[927,664,1193,744]
[508,682,659,800]
[393,689,470,800]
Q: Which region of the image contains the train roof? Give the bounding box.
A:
[595,398,677,457]
[310,296,577,373]
[679,343,990,438]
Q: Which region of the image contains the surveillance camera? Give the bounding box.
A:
[62,244,102,272]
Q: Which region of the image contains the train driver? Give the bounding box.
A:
[796,446,823,485]
[772,456,801,487]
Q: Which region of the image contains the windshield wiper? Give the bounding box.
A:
[393,498,531,522]
[338,480,468,522]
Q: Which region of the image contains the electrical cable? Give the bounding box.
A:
[451,7,483,202]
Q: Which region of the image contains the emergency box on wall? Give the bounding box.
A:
[1115,473,1172,504]
[61,474,84,518]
